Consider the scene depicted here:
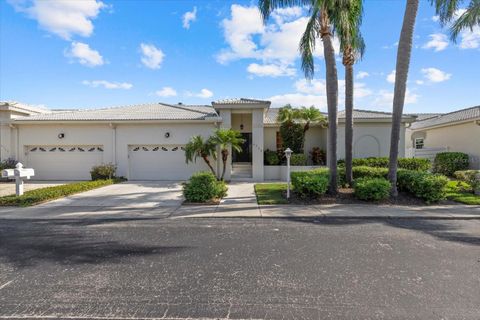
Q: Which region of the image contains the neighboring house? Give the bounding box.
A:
[0,99,414,181]
[408,106,480,169]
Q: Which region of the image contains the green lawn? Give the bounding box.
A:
[0,179,122,207]
[254,183,288,205]
[445,180,480,205]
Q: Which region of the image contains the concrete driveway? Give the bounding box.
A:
[0,181,184,219]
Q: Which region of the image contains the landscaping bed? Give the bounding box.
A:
[0,179,122,207]
[255,183,429,206]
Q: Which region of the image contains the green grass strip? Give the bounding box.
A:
[255,183,288,205]
[0,179,122,207]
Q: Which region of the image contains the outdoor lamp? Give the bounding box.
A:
[285,148,292,199]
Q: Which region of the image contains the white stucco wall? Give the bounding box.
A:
[337,122,406,159]
[414,121,480,169]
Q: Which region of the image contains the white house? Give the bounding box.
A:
[0,99,414,181]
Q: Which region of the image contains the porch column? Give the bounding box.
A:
[252,109,264,181]
[219,109,232,181]
[0,122,12,161]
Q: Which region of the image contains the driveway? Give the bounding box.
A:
[0,181,184,219]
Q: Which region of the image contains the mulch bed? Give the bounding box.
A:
[284,188,431,206]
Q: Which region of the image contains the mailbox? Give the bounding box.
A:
[1,169,14,179]
[1,163,35,196]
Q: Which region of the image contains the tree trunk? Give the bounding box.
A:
[220,149,229,181]
[202,155,217,177]
[321,10,339,195]
[388,0,419,197]
[344,63,354,186]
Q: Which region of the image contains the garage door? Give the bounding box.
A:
[26,146,104,180]
[128,145,208,180]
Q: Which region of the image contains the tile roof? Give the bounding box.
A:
[406,113,443,121]
[213,98,271,105]
[410,106,480,130]
[264,108,413,125]
[14,103,220,122]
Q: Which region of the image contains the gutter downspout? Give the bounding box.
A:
[110,123,117,165]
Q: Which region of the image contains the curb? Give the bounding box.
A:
[172,215,480,220]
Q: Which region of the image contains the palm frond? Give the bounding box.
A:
[258,0,314,22]
[450,0,480,41]
[299,5,321,79]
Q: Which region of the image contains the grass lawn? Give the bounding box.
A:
[0,179,122,207]
[254,183,288,205]
[445,180,480,205]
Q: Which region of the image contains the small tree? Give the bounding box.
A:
[296,106,326,151]
[279,121,303,154]
[211,129,245,181]
[185,135,217,177]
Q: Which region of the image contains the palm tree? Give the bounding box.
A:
[337,0,365,186]
[433,0,480,41]
[296,106,327,151]
[260,0,340,194]
[387,0,419,196]
[185,135,218,177]
[276,104,297,126]
[211,128,245,181]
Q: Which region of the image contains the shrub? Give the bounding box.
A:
[279,121,304,153]
[433,152,469,176]
[397,158,431,171]
[397,169,449,203]
[291,169,329,199]
[264,149,280,165]
[90,163,117,180]
[290,153,307,166]
[0,179,120,207]
[454,170,480,192]
[183,171,227,203]
[354,178,391,201]
[337,166,389,187]
[310,147,326,165]
[0,158,18,170]
[338,157,430,171]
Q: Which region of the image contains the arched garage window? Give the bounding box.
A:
[354,135,380,158]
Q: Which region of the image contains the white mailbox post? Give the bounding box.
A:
[1,163,35,196]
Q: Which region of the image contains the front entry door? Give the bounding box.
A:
[233,133,252,163]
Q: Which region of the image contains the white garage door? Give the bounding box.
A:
[129,145,207,180]
[26,146,104,180]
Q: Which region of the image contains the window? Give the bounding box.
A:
[415,138,424,149]
[276,132,283,151]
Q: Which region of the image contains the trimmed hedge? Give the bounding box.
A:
[291,168,329,198]
[0,179,121,207]
[433,152,469,176]
[264,149,280,165]
[183,171,227,203]
[397,169,449,203]
[290,153,307,166]
[338,157,430,171]
[354,178,391,201]
[454,170,480,191]
[337,166,388,186]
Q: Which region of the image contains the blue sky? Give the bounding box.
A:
[1,0,479,113]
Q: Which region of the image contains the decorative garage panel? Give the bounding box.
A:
[26,145,104,180]
[128,145,206,181]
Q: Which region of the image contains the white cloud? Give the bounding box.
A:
[372,89,419,109]
[356,71,369,79]
[432,15,440,22]
[182,7,197,29]
[386,70,396,83]
[247,63,295,77]
[421,67,451,83]
[458,27,480,49]
[8,0,106,40]
[382,42,398,49]
[187,88,213,99]
[416,80,424,85]
[216,5,337,77]
[268,93,327,109]
[156,87,177,97]
[66,42,104,67]
[422,33,449,52]
[140,43,164,69]
[82,80,132,89]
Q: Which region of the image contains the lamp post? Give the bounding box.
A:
[284,148,292,199]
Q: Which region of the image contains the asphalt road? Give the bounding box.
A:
[0,217,479,319]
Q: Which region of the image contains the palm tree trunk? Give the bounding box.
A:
[321,11,338,195]
[220,149,229,181]
[388,0,419,197]
[202,155,217,177]
[344,62,354,186]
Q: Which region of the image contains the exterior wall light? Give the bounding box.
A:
[165,132,170,138]
[58,133,65,139]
